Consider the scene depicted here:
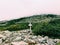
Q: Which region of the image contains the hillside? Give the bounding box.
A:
[0,14,58,25]
[0,14,60,38]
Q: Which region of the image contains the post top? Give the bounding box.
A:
[28,22,32,26]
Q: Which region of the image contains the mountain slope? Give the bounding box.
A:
[0,14,59,30]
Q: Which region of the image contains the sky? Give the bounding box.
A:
[0,0,60,21]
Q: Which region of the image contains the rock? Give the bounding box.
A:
[35,44,41,45]
[47,39,55,45]
[38,35,43,39]
[0,39,2,44]
[0,30,59,45]
[0,34,6,41]
[41,44,45,45]
[32,36,37,39]
[27,39,36,44]
[44,36,48,40]
[45,43,48,45]
[13,37,22,41]
[38,38,47,44]
[3,30,12,37]
[4,43,10,45]
[54,39,60,43]
[11,41,28,45]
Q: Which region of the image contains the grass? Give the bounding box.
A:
[57,43,60,45]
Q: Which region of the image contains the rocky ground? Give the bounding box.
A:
[0,29,60,45]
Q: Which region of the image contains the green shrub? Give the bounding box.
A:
[32,19,60,38]
[6,23,29,31]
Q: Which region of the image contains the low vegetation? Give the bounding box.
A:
[57,43,60,45]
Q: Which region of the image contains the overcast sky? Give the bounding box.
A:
[0,0,60,21]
